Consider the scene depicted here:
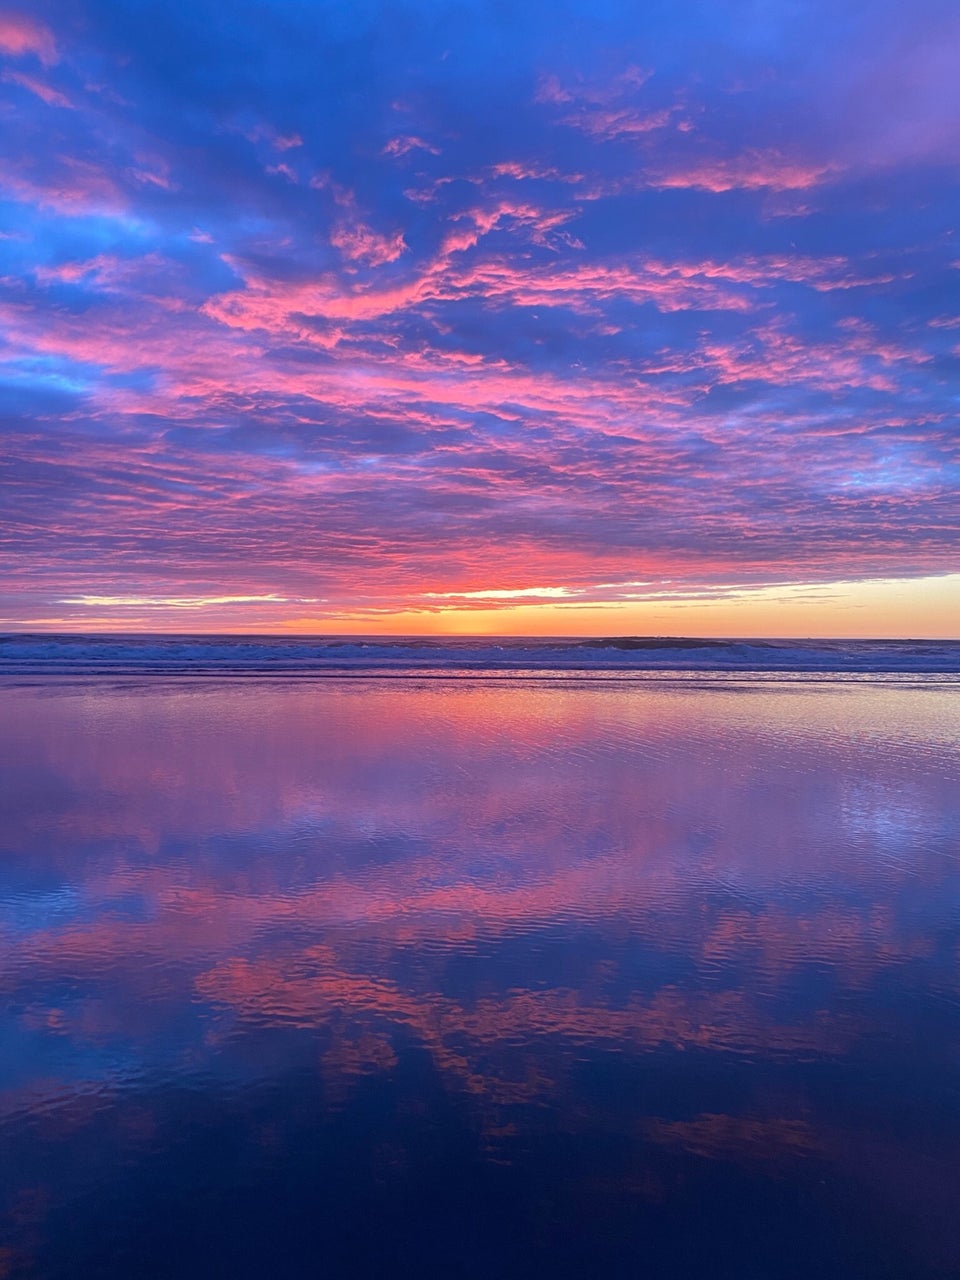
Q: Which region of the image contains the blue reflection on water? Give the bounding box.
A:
[0,677,958,1278]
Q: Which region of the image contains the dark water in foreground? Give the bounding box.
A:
[1,672,959,1278]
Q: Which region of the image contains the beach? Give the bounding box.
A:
[1,646,958,1276]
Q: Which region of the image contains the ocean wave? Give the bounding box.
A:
[1,633,959,677]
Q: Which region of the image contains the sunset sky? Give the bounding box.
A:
[1,0,958,635]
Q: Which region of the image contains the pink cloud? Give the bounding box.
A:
[490,161,584,184]
[0,11,58,65]
[0,156,126,215]
[657,254,902,292]
[12,231,923,461]
[202,243,780,346]
[441,199,580,253]
[451,258,753,314]
[646,151,835,192]
[383,135,440,158]
[538,66,669,142]
[241,122,303,151]
[32,253,170,291]
[266,161,298,183]
[309,174,408,265]
[535,74,572,105]
[695,319,930,396]
[10,266,698,439]
[130,165,177,191]
[537,66,653,109]
[331,222,406,266]
[1,67,72,107]
[563,105,674,141]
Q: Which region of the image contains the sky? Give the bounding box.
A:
[0,0,958,636]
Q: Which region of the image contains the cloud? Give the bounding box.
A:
[0,11,58,65]
[0,0,958,630]
[330,221,407,266]
[384,135,440,158]
[0,156,126,215]
[59,593,319,609]
[564,105,674,142]
[240,121,304,151]
[1,67,73,108]
[644,151,836,192]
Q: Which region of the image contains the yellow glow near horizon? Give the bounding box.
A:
[5,573,958,638]
[281,573,960,638]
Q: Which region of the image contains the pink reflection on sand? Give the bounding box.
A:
[2,680,956,1033]
[1,678,958,1255]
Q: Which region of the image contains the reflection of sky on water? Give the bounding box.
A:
[0,678,959,1278]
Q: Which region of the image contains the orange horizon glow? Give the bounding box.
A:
[4,573,958,640]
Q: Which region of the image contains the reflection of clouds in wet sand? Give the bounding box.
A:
[1,678,959,1274]
[194,954,865,1099]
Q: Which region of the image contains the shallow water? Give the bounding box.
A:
[1,675,959,1278]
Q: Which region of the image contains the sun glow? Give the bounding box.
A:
[12,573,953,638]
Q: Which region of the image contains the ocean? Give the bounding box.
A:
[1,636,958,1277]
[3,631,960,676]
